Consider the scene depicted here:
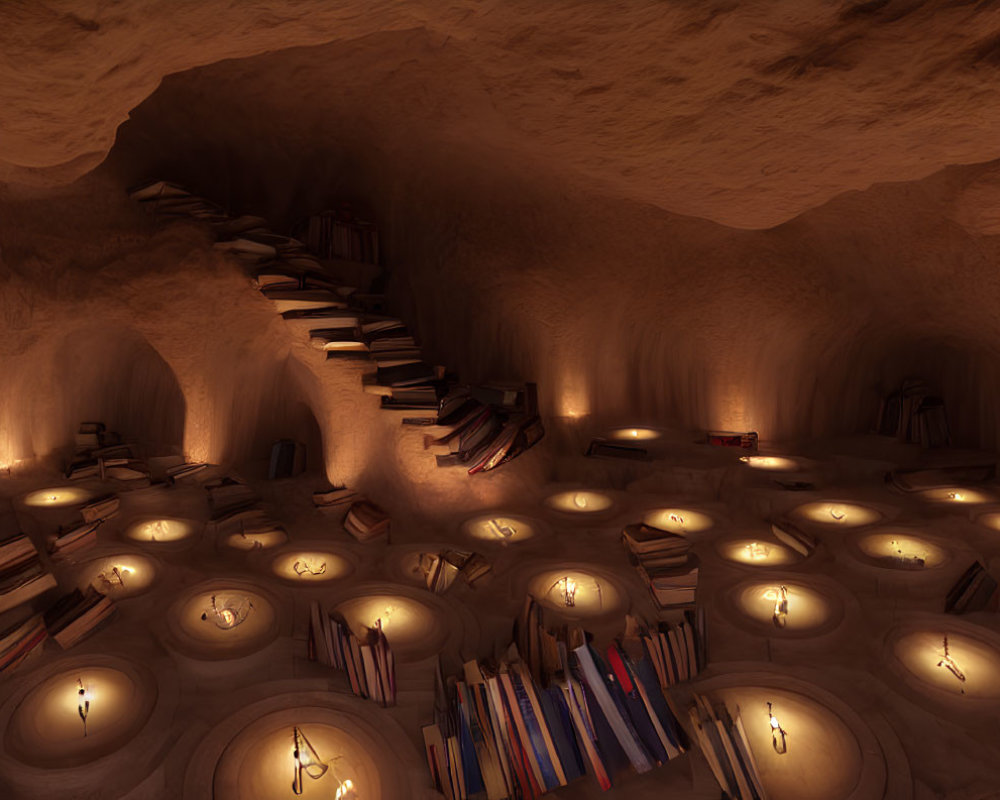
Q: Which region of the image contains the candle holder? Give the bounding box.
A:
[76,679,92,737]
[765,586,789,629]
[936,635,967,693]
[201,594,254,630]
[766,702,788,754]
[550,576,579,607]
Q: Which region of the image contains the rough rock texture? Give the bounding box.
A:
[5,1,1000,227]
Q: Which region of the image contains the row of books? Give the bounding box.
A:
[945,561,999,614]
[875,379,950,448]
[311,486,392,543]
[419,549,492,594]
[43,586,116,650]
[424,635,689,799]
[0,534,57,614]
[621,522,699,609]
[307,600,395,706]
[301,208,380,265]
[637,611,706,688]
[687,694,765,800]
[49,495,120,562]
[0,613,47,674]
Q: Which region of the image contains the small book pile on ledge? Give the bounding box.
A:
[945,561,999,614]
[422,626,690,799]
[307,600,396,707]
[621,523,699,609]
[44,587,115,649]
[0,613,47,675]
[687,694,765,800]
[0,534,57,613]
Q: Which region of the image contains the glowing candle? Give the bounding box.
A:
[793,502,882,527]
[76,679,92,737]
[643,508,713,534]
[23,487,92,508]
[936,635,967,693]
[767,702,788,754]
[740,456,798,471]
[464,514,535,545]
[201,594,254,630]
[745,542,770,561]
[607,427,661,442]
[546,491,613,513]
[126,518,194,543]
[921,487,994,505]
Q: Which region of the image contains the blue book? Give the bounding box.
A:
[509,671,561,790]
[632,656,688,751]
[539,686,586,783]
[456,701,486,795]
[577,669,631,778]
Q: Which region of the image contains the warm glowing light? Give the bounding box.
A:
[546,490,613,513]
[735,582,836,633]
[642,507,714,534]
[921,487,994,505]
[717,538,800,566]
[126,518,194,543]
[201,594,254,630]
[272,551,351,582]
[892,629,1000,698]
[740,456,799,471]
[464,514,535,545]
[84,554,156,597]
[793,502,882,528]
[336,778,357,799]
[292,726,328,795]
[97,565,134,589]
[531,569,620,617]
[76,679,92,737]
[336,594,444,659]
[856,532,944,569]
[607,427,660,441]
[23,487,92,508]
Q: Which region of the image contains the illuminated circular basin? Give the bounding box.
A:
[920,487,995,506]
[852,531,947,570]
[642,507,714,535]
[740,456,800,471]
[728,580,842,636]
[710,686,866,800]
[462,513,539,545]
[716,537,802,567]
[213,708,397,800]
[528,568,623,619]
[271,550,352,583]
[606,427,661,442]
[335,594,447,662]
[23,487,92,508]
[5,663,156,768]
[792,502,882,528]
[170,585,278,660]
[890,628,1000,701]
[79,552,158,598]
[224,527,287,551]
[126,517,197,544]
[545,490,613,514]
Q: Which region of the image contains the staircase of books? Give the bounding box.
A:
[2,206,1000,799]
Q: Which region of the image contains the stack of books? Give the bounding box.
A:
[687,694,765,800]
[418,550,492,594]
[49,520,102,561]
[945,561,999,614]
[875,379,950,447]
[44,587,116,649]
[422,636,688,798]
[165,461,208,482]
[621,524,698,609]
[80,495,120,524]
[315,318,422,366]
[205,478,258,518]
[0,613,47,674]
[368,362,448,411]
[637,611,707,687]
[312,486,362,513]
[0,535,57,614]
[307,601,395,706]
[344,500,391,543]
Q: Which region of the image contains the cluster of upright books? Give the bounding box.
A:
[638,611,706,688]
[304,209,379,265]
[0,613,47,674]
[307,601,395,706]
[49,495,120,562]
[621,523,699,609]
[875,379,950,447]
[687,695,765,800]
[66,422,150,486]
[130,180,545,476]
[44,587,115,649]
[419,549,492,594]
[0,534,57,614]
[945,561,999,614]
[423,632,688,799]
